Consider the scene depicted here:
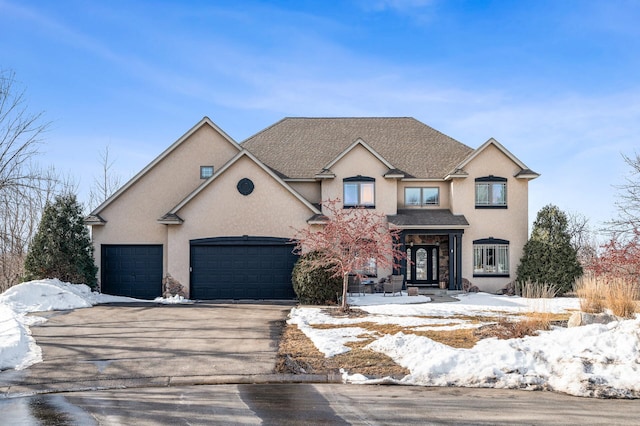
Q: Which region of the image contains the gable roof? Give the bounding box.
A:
[323,138,395,170]
[449,137,539,180]
[163,149,321,220]
[89,117,241,217]
[241,117,474,179]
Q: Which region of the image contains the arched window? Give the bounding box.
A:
[473,238,509,276]
[343,176,375,208]
[475,176,507,208]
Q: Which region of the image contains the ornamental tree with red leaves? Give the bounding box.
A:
[293,199,405,311]
[589,229,640,283]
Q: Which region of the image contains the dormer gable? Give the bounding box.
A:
[86,116,242,221]
[445,138,539,181]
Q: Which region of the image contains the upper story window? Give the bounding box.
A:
[343,176,375,208]
[200,166,214,179]
[475,176,507,208]
[405,187,439,207]
[473,238,509,276]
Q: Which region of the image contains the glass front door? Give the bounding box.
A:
[406,245,439,285]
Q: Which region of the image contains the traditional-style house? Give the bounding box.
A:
[86,117,538,299]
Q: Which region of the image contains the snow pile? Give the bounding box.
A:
[290,292,640,398]
[0,304,43,371]
[0,279,148,371]
[154,295,193,304]
[366,318,640,398]
[347,293,431,306]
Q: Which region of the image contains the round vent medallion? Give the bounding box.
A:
[237,178,254,196]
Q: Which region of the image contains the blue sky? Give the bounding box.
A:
[2,0,639,228]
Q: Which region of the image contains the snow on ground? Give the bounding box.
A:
[0,279,191,371]
[289,292,640,398]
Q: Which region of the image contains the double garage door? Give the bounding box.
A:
[190,237,298,300]
[100,238,297,300]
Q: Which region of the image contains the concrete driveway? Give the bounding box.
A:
[0,302,294,396]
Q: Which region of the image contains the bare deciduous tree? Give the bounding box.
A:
[0,70,56,292]
[88,145,121,211]
[609,152,640,236]
[566,211,600,270]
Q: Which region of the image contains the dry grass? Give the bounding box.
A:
[474,312,554,340]
[276,308,573,377]
[575,276,605,313]
[605,279,640,318]
[574,275,639,318]
[276,323,409,377]
[517,280,558,298]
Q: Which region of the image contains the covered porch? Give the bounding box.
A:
[387,209,468,291]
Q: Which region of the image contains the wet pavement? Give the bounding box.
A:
[3,383,640,425]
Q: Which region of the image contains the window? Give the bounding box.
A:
[475,176,507,208]
[343,176,375,207]
[405,187,439,206]
[355,257,377,276]
[200,166,214,179]
[473,238,509,276]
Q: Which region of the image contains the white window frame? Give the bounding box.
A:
[473,240,509,276]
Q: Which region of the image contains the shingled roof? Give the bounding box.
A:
[241,117,474,179]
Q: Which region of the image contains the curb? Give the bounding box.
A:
[0,373,344,399]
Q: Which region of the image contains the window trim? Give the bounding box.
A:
[200,165,214,179]
[473,238,510,277]
[343,176,375,208]
[404,187,440,207]
[475,176,507,209]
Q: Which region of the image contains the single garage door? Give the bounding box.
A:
[190,237,298,300]
[101,245,163,299]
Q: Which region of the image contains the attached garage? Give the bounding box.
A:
[101,245,163,299]
[190,237,298,300]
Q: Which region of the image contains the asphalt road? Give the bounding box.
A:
[2,303,639,424]
[2,383,639,425]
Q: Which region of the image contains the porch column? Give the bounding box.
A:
[448,233,455,290]
[456,232,463,290]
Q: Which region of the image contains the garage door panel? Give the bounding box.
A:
[101,245,162,299]
[190,239,297,300]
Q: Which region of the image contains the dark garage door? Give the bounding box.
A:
[101,245,163,299]
[190,237,298,300]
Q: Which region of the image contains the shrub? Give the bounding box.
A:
[517,205,583,295]
[292,252,343,305]
[24,193,98,288]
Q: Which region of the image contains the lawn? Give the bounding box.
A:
[278,292,640,399]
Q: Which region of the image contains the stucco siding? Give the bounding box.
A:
[91,123,241,285]
[397,181,450,210]
[288,181,321,204]
[451,144,530,292]
[321,144,398,215]
[166,155,315,292]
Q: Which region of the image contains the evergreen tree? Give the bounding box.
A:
[24,193,98,288]
[517,204,583,295]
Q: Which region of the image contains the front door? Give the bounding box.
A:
[406,245,439,285]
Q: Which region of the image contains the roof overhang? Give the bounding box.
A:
[157,213,184,225]
[307,213,330,225]
[387,209,470,229]
[515,169,541,180]
[84,214,106,226]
